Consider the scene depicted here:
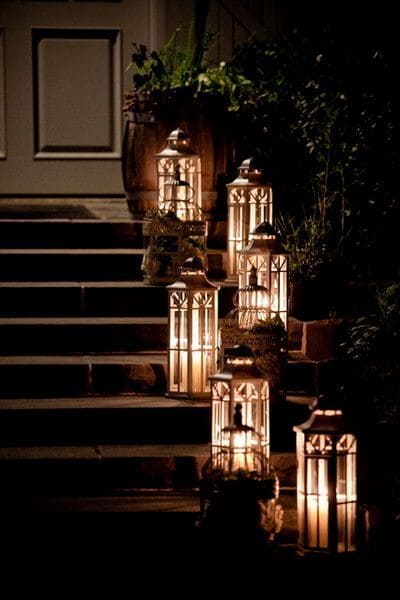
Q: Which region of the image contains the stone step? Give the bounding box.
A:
[0,197,132,221]
[0,317,168,354]
[0,488,298,563]
[0,248,143,281]
[285,351,338,396]
[0,351,321,397]
[0,393,311,452]
[0,443,296,493]
[0,396,211,447]
[0,281,236,317]
[0,220,143,248]
[0,248,227,281]
[0,354,168,397]
[0,348,312,393]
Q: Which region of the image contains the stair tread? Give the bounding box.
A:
[0,395,207,410]
[0,443,294,461]
[0,443,210,460]
[0,248,142,254]
[0,316,167,325]
[0,279,229,288]
[0,219,136,224]
[0,353,166,365]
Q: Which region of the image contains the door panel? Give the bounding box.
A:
[0,0,164,195]
[33,29,121,158]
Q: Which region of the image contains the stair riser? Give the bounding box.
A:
[285,361,317,395]
[0,286,235,318]
[0,254,144,281]
[0,458,207,493]
[0,359,325,398]
[0,453,296,495]
[0,323,168,354]
[0,363,167,397]
[0,254,226,282]
[0,407,211,446]
[0,222,143,249]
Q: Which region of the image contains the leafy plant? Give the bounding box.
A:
[342,283,400,424]
[125,23,252,119]
[229,25,399,284]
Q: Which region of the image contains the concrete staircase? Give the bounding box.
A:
[0,197,339,556]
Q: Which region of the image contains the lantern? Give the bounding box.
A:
[209,345,270,475]
[294,399,357,556]
[155,128,202,221]
[167,257,219,399]
[238,221,288,328]
[226,158,273,280]
[234,266,271,329]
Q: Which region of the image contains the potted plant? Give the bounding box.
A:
[122,22,251,219]
[220,313,288,403]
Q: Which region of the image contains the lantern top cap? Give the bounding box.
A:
[181,256,204,271]
[239,157,262,172]
[167,128,190,142]
[293,392,351,434]
[252,221,277,236]
[156,127,196,157]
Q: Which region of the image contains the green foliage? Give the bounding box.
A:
[342,283,400,424]
[229,26,399,284]
[249,315,287,352]
[125,24,252,118]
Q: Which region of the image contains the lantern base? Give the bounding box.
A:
[199,470,283,545]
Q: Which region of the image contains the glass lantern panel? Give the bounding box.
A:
[238,253,269,291]
[227,188,248,277]
[157,156,201,220]
[211,381,231,446]
[169,349,188,392]
[306,455,329,548]
[336,439,357,552]
[248,186,273,231]
[270,255,288,327]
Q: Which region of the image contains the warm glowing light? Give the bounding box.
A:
[210,346,270,475]
[294,406,357,555]
[156,129,202,221]
[167,258,219,399]
[238,222,288,328]
[226,159,273,279]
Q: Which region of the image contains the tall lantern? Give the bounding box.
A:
[167,257,219,400]
[293,398,357,556]
[238,221,288,328]
[226,158,273,280]
[234,266,271,329]
[155,128,202,221]
[209,345,270,475]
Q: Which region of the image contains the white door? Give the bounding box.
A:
[0,0,166,195]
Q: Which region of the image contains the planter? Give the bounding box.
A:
[122,113,167,218]
[141,212,206,285]
[122,107,233,220]
[220,319,288,403]
[199,469,283,544]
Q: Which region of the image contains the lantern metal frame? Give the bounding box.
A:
[209,345,270,476]
[238,221,288,329]
[294,406,357,556]
[234,265,272,330]
[155,128,202,222]
[226,158,273,280]
[166,257,219,400]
